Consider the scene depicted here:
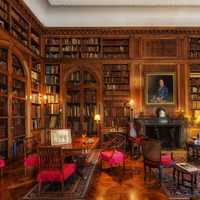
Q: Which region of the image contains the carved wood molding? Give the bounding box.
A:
[44,27,200,36]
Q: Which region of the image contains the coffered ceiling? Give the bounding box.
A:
[24,0,200,27]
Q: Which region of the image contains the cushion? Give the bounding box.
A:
[100,150,124,166]
[24,153,39,168]
[37,163,76,183]
[161,153,174,166]
[0,160,5,168]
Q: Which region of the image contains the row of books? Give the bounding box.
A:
[46,85,59,94]
[45,53,60,59]
[32,119,40,130]
[67,105,80,117]
[67,94,80,103]
[103,64,128,71]
[83,72,96,83]
[46,104,60,114]
[83,105,96,117]
[189,51,200,58]
[31,71,40,81]
[45,65,59,74]
[69,71,80,82]
[45,75,59,85]
[0,0,8,12]
[46,46,60,52]
[104,71,129,77]
[31,79,40,91]
[0,97,7,116]
[84,91,96,103]
[32,104,41,118]
[104,77,129,84]
[46,94,59,103]
[192,101,200,109]
[190,78,200,85]
[32,93,41,104]
[12,100,25,116]
[104,84,129,90]
[45,39,60,45]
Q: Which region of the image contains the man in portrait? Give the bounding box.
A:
[151,79,169,103]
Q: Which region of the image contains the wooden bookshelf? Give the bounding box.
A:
[103,64,130,128]
[44,64,60,129]
[0,0,9,31]
[12,54,26,158]
[66,70,98,136]
[189,64,200,121]
[11,8,29,47]
[31,59,41,131]
[31,28,41,56]
[0,47,8,158]
[102,38,129,59]
[189,37,200,59]
[45,38,61,59]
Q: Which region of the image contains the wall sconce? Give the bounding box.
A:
[94,114,100,123]
[43,95,47,104]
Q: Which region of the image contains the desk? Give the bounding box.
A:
[61,137,99,151]
[186,141,200,161]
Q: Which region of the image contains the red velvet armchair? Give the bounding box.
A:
[24,137,39,176]
[141,139,175,184]
[100,133,126,171]
[37,146,76,194]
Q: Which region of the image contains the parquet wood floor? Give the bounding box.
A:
[0,153,181,200]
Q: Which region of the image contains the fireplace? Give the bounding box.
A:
[137,118,187,148]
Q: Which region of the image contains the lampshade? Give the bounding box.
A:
[94,114,100,121]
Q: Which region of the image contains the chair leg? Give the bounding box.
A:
[61,181,64,194]
[38,182,41,195]
[1,168,3,177]
[144,164,147,181]
[159,167,162,184]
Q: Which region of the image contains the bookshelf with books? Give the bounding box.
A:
[11,54,26,158]
[103,64,130,129]
[189,37,200,59]
[31,60,41,131]
[31,28,41,56]
[189,64,200,122]
[0,0,9,31]
[102,38,129,59]
[66,70,98,136]
[11,8,29,47]
[45,38,61,59]
[44,64,60,129]
[0,47,8,158]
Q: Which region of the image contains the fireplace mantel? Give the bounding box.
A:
[136,117,188,148]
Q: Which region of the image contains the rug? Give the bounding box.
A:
[23,150,100,200]
[154,167,200,200]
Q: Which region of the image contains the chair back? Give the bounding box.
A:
[24,136,39,157]
[38,146,63,171]
[141,139,161,163]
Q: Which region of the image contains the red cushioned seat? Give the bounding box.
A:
[37,163,76,183]
[161,153,175,166]
[24,153,39,168]
[0,160,5,168]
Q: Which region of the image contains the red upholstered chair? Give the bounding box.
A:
[37,146,76,194]
[128,121,143,159]
[141,139,175,184]
[24,137,39,176]
[100,133,126,171]
[0,156,5,177]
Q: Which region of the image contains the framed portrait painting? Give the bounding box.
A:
[145,72,176,105]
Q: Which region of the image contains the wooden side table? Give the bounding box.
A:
[173,162,200,194]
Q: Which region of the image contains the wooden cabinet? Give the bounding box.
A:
[0,48,27,159]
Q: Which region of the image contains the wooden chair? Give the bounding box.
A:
[141,139,175,184]
[24,136,39,176]
[37,146,76,194]
[0,155,5,177]
[100,133,126,171]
